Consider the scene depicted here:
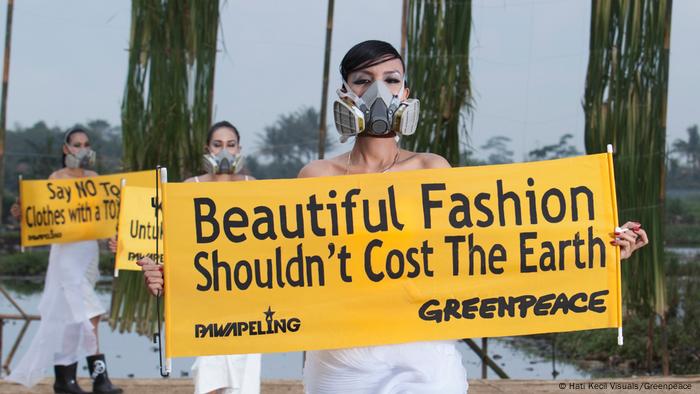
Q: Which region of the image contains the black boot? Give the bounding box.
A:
[87,354,123,394]
[53,362,89,394]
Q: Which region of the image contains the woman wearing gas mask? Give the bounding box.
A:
[296,40,649,393]
[296,39,468,394]
[135,121,261,394]
[8,127,123,394]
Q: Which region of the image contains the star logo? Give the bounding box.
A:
[264,306,275,322]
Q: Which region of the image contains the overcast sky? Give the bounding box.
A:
[2,0,698,160]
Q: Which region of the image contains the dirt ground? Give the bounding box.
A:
[1,376,698,394]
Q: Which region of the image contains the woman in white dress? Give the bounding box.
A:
[7,127,122,394]
[295,40,649,394]
[135,121,261,394]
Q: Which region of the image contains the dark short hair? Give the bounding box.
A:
[206,121,240,145]
[340,40,405,82]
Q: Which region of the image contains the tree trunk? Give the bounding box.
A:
[646,314,654,372]
[660,313,669,375]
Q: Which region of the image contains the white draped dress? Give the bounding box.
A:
[192,354,262,394]
[7,240,105,387]
[303,341,468,394]
[191,174,262,394]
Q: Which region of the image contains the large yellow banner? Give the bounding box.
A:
[115,186,161,274]
[20,171,153,247]
[162,153,621,358]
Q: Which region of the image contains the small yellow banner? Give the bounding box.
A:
[115,186,161,274]
[162,153,621,358]
[20,171,153,247]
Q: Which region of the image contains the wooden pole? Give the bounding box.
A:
[481,337,488,379]
[462,338,509,379]
[400,0,408,60]
[317,0,335,159]
[0,0,15,224]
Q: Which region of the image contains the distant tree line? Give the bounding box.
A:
[668,125,700,189]
[4,118,696,221]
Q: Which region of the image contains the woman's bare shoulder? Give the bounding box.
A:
[422,152,451,169]
[49,169,100,179]
[48,169,67,179]
[184,174,206,183]
[401,151,451,169]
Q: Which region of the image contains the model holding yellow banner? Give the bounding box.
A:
[8,127,123,394]
[134,121,262,394]
[140,41,648,394]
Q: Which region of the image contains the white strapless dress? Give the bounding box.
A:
[6,240,105,387]
[303,341,468,394]
[192,354,262,394]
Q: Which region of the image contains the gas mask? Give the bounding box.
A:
[333,80,420,142]
[64,146,96,169]
[202,149,242,175]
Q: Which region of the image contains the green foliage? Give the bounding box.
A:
[0,249,116,276]
[480,136,513,164]
[110,268,160,335]
[3,120,123,192]
[668,124,700,188]
[461,132,582,166]
[403,0,473,165]
[121,0,219,180]
[528,134,582,161]
[458,146,485,166]
[584,0,672,317]
[0,277,46,296]
[665,196,700,228]
[117,0,221,336]
[555,253,700,375]
[0,250,49,276]
[665,224,700,245]
[246,107,334,179]
[671,125,700,171]
[86,120,124,175]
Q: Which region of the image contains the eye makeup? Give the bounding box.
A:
[211,140,238,148]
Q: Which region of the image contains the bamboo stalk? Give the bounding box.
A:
[114,0,220,336]
[584,0,673,371]
[0,0,15,224]
[317,0,335,160]
[403,0,473,166]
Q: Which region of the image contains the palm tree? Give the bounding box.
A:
[583,0,673,374]
[402,0,473,166]
[113,0,220,336]
[672,125,699,171]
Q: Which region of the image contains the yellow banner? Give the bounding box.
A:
[162,153,621,358]
[115,186,161,274]
[20,171,153,247]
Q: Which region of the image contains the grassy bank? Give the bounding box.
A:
[0,249,117,276]
[523,252,700,376]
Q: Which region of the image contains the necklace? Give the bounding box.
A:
[345,146,400,175]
